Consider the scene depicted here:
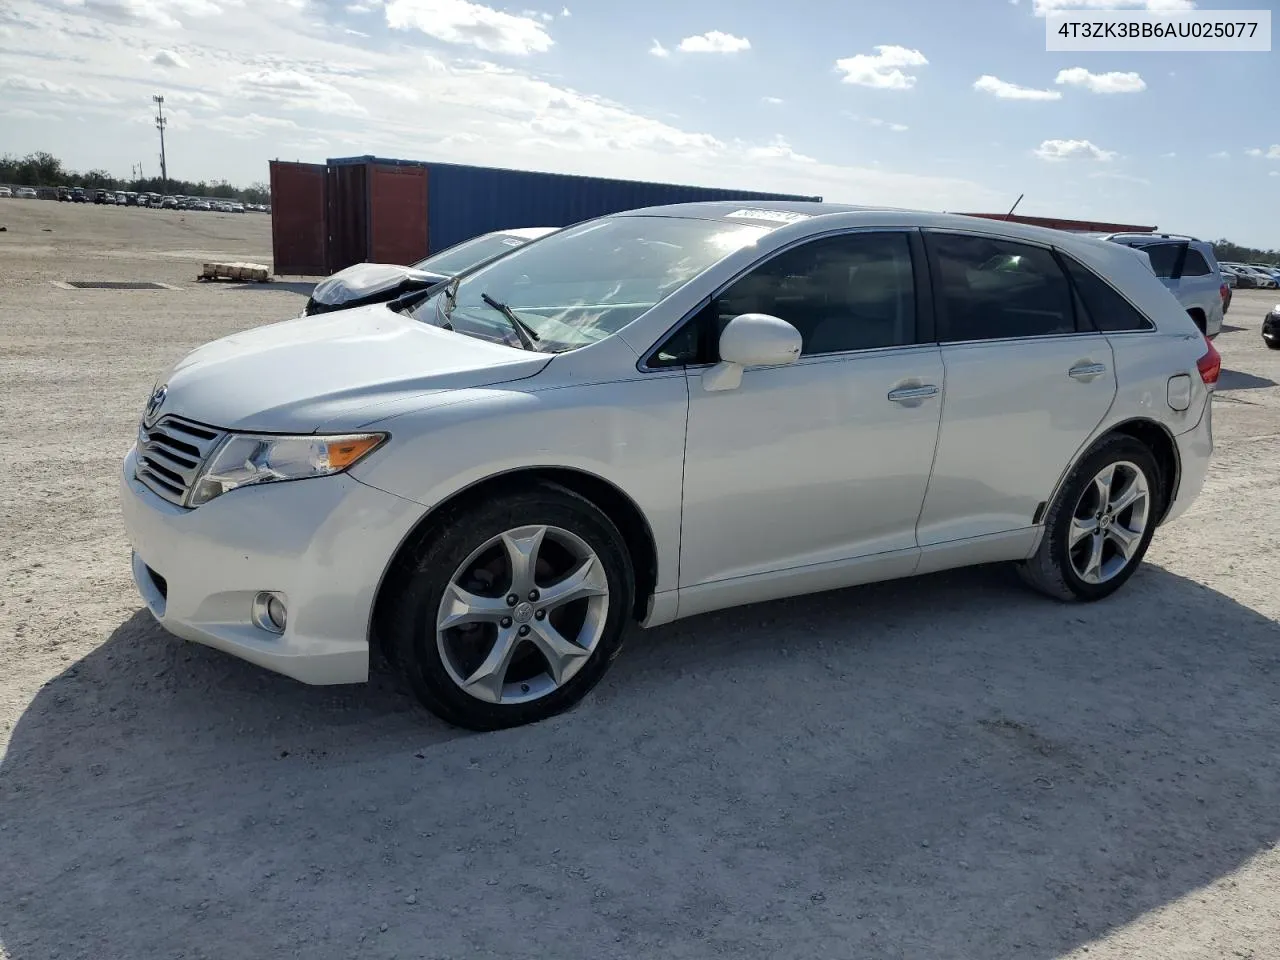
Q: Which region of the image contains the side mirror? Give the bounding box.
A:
[702,313,802,392]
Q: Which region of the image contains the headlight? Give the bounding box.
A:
[189,432,386,506]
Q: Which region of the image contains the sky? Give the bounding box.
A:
[1,0,1277,247]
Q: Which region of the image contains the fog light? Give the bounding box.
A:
[252,592,287,634]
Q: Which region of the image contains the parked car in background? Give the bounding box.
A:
[1101,233,1224,338]
[193,200,213,211]
[161,196,178,209]
[1227,264,1278,289]
[1246,263,1280,284]
[0,186,11,198]
[1263,303,1280,349]
[122,202,1218,730]
[304,227,559,316]
[1219,264,1255,288]
[230,202,246,213]
[15,186,38,199]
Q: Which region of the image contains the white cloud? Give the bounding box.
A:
[1033,0,1194,14]
[383,0,553,55]
[1270,170,1279,177]
[745,135,815,164]
[762,96,783,105]
[1246,148,1263,157]
[345,27,369,36]
[1034,138,1116,161]
[847,114,909,132]
[50,0,221,29]
[1210,151,1230,160]
[0,0,1004,220]
[560,5,569,14]
[1162,151,1176,158]
[229,67,366,115]
[648,38,669,58]
[1054,67,1146,94]
[207,112,300,138]
[1258,145,1280,160]
[149,48,188,68]
[1089,171,1150,185]
[166,90,221,109]
[677,30,750,54]
[973,75,1061,100]
[345,0,378,10]
[0,73,118,103]
[835,45,927,90]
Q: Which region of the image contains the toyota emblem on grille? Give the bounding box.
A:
[144,384,168,424]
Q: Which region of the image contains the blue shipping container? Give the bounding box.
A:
[327,155,822,258]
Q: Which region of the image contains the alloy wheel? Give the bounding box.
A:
[436,524,610,705]
[1068,461,1151,585]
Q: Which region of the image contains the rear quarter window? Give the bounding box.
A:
[1061,255,1155,332]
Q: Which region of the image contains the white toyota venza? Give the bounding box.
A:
[120,203,1218,730]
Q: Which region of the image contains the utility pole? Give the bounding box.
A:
[153,94,168,194]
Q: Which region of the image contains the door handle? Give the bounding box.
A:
[1068,362,1107,381]
[887,384,940,403]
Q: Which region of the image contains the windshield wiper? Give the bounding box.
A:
[481,292,540,351]
[443,275,461,317]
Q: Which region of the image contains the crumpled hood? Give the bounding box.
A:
[310,262,450,307]
[153,304,550,433]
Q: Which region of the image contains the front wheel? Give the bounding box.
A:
[386,483,634,731]
[1018,436,1162,602]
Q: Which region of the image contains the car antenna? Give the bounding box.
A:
[1004,193,1024,221]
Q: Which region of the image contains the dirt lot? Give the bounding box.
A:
[1,198,1278,960]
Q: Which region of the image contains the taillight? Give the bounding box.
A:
[1197,335,1221,387]
[1220,282,1229,301]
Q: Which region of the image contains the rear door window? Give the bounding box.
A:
[925,233,1077,341]
[1133,241,1186,279]
[1180,250,1211,277]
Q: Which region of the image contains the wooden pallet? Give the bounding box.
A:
[198,262,272,282]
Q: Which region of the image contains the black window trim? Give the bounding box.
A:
[1054,248,1157,335]
[637,225,934,372]
[922,227,1109,346]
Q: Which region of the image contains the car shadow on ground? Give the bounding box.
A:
[2,563,1278,959]
[1218,368,1277,391]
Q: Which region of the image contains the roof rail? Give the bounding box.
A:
[1107,231,1202,242]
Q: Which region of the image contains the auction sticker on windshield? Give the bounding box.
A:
[725,209,813,225]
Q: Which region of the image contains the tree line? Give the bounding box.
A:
[1209,238,1279,268]
[0,151,269,204]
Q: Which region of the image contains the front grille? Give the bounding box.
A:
[135,415,226,507]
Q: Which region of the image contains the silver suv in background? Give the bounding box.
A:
[1102,233,1224,339]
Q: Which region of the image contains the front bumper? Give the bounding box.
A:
[1162,395,1213,526]
[119,447,426,685]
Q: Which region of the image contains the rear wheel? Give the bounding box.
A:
[386,483,633,730]
[1018,435,1162,602]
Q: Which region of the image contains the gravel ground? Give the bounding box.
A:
[1,199,1278,960]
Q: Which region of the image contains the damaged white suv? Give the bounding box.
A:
[121,203,1217,730]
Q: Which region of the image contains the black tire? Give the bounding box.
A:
[1017,434,1163,602]
[385,482,634,731]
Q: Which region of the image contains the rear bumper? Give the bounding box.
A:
[1163,397,1212,526]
